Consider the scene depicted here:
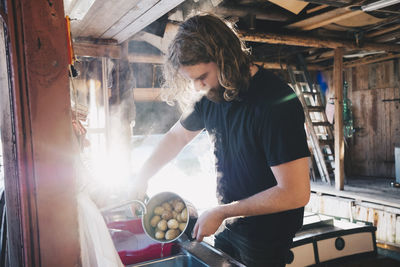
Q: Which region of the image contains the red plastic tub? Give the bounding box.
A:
[108,218,176,265]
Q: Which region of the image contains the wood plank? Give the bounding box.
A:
[133,87,162,102]
[307,4,328,14]
[286,7,362,31]
[302,0,352,7]
[355,64,369,90]
[74,41,121,59]
[396,216,400,244]
[377,61,395,89]
[303,10,363,30]
[5,0,81,265]
[70,0,138,36]
[0,17,24,267]
[214,6,291,21]
[343,53,400,69]
[369,89,386,177]
[73,0,142,38]
[349,91,369,176]
[366,24,400,38]
[364,16,400,32]
[385,87,400,178]
[238,31,400,52]
[101,0,159,39]
[113,0,185,43]
[349,86,399,178]
[374,30,400,43]
[363,90,374,176]
[128,53,164,64]
[311,183,400,209]
[268,0,308,15]
[384,88,394,177]
[335,12,383,27]
[334,48,344,190]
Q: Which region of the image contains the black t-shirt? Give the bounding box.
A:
[180,68,310,243]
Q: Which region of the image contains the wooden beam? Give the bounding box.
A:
[265,0,308,15]
[127,53,164,64]
[364,15,400,32]
[302,10,363,31]
[373,30,400,43]
[238,31,400,52]
[286,8,361,30]
[74,41,121,59]
[133,88,162,102]
[302,0,351,7]
[344,53,400,68]
[320,53,400,70]
[307,4,329,14]
[254,61,322,70]
[334,48,344,191]
[5,0,81,265]
[215,6,291,21]
[365,24,400,38]
[124,53,324,70]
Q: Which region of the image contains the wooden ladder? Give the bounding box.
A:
[288,68,334,184]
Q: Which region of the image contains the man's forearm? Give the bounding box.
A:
[219,184,309,220]
[137,121,202,183]
[218,157,310,220]
[138,131,188,181]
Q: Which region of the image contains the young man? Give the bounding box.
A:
[135,14,310,266]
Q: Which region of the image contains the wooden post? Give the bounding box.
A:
[334,48,345,190]
[4,0,81,266]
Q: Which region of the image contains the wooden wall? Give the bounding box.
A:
[323,59,400,178]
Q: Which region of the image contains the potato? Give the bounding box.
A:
[176,213,182,222]
[157,219,168,231]
[170,199,179,206]
[150,215,161,228]
[153,206,164,215]
[161,210,173,220]
[162,202,173,211]
[174,201,185,213]
[172,211,178,219]
[179,222,186,232]
[167,219,179,229]
[165,229,180,240]
[181,208,188,222]
[155,230,165,239]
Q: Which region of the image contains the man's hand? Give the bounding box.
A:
[128,175,149,214]
[130,176,148,201]
[192,206,226,242]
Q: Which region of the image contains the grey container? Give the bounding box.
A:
[142,191,198,243]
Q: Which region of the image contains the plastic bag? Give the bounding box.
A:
[78,192,125,267]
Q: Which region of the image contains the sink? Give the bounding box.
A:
[130,254,208,267]
[127,241,246,267]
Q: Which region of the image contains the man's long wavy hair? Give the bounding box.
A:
[162,13,252,111]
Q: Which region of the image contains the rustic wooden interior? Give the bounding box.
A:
[1,0,400,265]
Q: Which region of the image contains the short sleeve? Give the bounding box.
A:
[261,98,310,167]
[180,100,205,131]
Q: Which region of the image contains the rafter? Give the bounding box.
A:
[238,31,400,52]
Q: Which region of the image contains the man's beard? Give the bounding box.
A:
[206,85,224,103]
